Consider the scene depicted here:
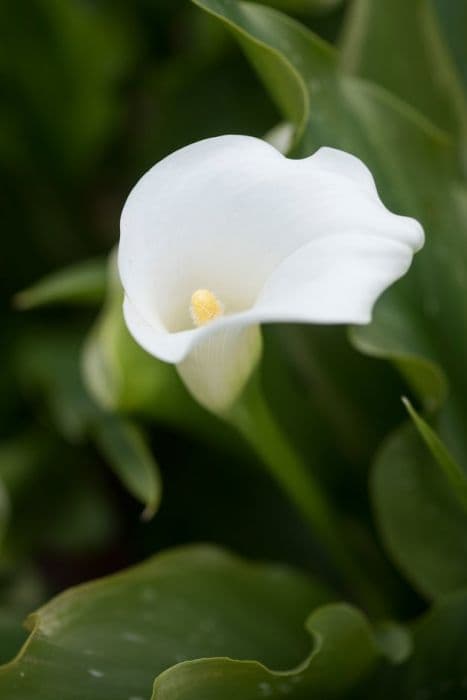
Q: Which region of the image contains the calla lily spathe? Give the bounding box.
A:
[119,135,424,412]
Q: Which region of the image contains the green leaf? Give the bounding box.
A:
[0,545,347,699]
[14,327,162,517]
[250,0,342,12]
[368,590,467,697]
[403,398,467,511]
[192,0,336,145]
[339,0,467,140]
[433,0,467,98]
[348,310,448,413]
[92,414,162,520]
[153,604,379,700]
[372,423,467,599]
[82,252,183,417]
[14,258,107,310]
[15,329,96,441]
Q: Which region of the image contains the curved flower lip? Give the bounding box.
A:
[119,135,424,366]
[122,232,420,364]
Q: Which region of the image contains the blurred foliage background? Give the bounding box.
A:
[0,0,425,664]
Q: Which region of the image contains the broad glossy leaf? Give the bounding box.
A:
[0,545,344,699]
[339,0,467,140]
[372,424,467,599]
[15,259,107,309]
[152,603,378,700]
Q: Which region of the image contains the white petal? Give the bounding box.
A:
[119,135,422,338]
[177,325,262,413]
[252,231,417,324]
[123,295,195,363]
[309,146,378,194]
[119,135,424,412]
[119,136,282,332]
[125,293,262,412]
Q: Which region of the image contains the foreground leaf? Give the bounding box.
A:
[153,603,380,699]
[0,545,337,699]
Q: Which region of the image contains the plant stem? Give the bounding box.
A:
[228,376,387,615]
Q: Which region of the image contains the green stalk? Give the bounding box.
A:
[228,375,387,615]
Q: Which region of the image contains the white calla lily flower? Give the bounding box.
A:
[119,135,424,413]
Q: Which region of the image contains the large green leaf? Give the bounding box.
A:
[339,0,467,141]
[372,423,467,599]
[0,545,382,699]
[153,604,378,700]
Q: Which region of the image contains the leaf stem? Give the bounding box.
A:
[228,376,387,615]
